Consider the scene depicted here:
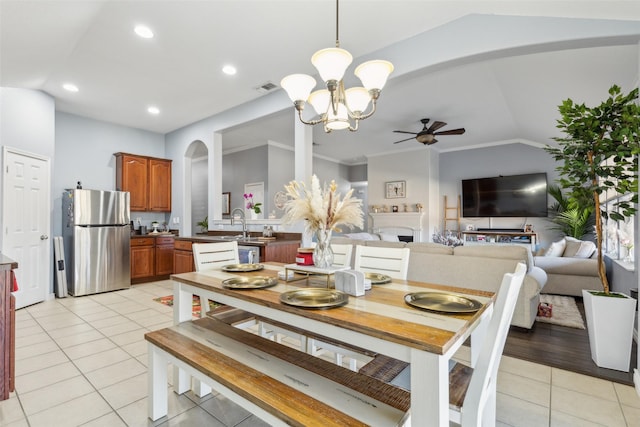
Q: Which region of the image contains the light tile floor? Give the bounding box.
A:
[3,280,640,426]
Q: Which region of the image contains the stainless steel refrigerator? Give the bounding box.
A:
[62,189,131,296]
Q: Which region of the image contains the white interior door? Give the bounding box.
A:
[244,182,264,219]
[2,147,51,309]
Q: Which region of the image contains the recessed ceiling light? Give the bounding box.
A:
[134,25,154,39]
[222,65,237,76]
[147,106,160,115]
[63,83,79,92]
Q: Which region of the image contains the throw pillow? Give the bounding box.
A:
[544,239,566,257]
[573,241,597,258]
[562,236,583,257]
[378,232,400,242]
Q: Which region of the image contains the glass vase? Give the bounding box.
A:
[623,246,633,263]
[313,228,334,269]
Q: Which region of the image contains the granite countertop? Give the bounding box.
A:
[175,235,300,246]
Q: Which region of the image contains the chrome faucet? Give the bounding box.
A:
[231,208,247,239]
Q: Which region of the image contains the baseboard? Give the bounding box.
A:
[634,369,640,397]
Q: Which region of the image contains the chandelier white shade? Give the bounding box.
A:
[280,0,393,132]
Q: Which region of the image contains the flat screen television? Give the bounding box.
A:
[462,173,548,217]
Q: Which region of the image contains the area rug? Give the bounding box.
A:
[536,294,585,329]
[153,295,218,318]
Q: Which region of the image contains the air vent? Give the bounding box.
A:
[256,81,278,94]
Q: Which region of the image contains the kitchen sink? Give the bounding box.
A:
[212,235,244,240]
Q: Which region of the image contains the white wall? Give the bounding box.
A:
[53,112,166,237]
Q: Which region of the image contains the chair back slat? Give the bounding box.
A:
[192,242,240,272]
[330,243,353,268]
[354,245,410,280]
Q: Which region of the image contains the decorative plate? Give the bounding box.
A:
[280,288,349,309]
[222,276,278,289]
[274,191,288,210]
[221,263,264,272]
[365,272,392,285]
[404,292,482,313]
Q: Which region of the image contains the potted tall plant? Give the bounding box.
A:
[545,84,640,371]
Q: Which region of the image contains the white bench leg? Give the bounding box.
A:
[173,365,190,394]
[148,343,168,421]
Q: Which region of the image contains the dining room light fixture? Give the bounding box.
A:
[280,0,393,133]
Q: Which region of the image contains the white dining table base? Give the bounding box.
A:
[169,270,493,427]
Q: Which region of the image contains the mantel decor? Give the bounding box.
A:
[282,175,363,268]
[385,181,406,199]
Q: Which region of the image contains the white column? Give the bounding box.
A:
[294,110,313,182]
[211,132,223,220]
[293,110,314,246]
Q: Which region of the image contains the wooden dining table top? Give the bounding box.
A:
[170,262,495,356]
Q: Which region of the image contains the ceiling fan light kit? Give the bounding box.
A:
[280,0,393,133]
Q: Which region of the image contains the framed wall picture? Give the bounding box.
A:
[385,181,406,199]
[222,192,231,215]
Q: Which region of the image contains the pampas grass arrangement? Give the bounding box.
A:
[281,175,364,234]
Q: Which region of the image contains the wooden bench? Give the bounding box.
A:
[145,317,409,426]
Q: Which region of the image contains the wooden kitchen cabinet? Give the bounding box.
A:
[131,236,175,284]
[155,236,175,276]
[148,158,171,211]
[131,237,155,281]
[173,240,194,274]
[115,153,172,212]
[1,255,18,401]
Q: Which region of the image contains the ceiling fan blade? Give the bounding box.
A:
[427,121,447,132]
[434,128,466,136]
[393,130,418,135]
[393,136,417,144]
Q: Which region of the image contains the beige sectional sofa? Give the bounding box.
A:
[533,236,601,297]
[332,237,547,329]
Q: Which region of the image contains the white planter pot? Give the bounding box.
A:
[582,289,636,371]
[250,211,258,220]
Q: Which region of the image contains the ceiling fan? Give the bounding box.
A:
[392,118,466,145]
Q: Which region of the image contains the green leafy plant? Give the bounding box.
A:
[545,85,640,294]
[196,216,208,232]
[547,184,594,239]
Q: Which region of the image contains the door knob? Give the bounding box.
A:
[40,234,49,240]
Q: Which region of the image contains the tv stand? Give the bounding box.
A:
[462,230,537,251]
[476,228,523,232]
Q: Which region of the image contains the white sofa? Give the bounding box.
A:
[332,236,547,329]
[533,236,601,297]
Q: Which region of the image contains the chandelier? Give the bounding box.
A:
[280,0,393,133]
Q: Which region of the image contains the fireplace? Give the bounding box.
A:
[368,213,424,242]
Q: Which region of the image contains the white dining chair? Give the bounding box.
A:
[192,241,240,271]
[330,243,353,268]
[365,262,527,426]
[354,245,410,280]
[192,242,257,328]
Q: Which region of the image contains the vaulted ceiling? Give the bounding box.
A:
[2,1,639,164]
